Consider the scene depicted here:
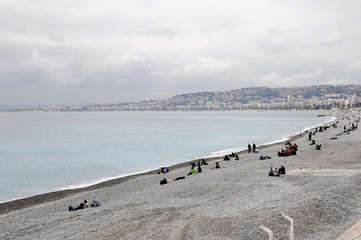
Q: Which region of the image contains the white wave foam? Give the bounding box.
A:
[60,169,157,190]
[206,148,247,158]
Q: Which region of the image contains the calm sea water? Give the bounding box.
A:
[0,111,334,203]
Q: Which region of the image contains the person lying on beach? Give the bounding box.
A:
[90,194,101,207]
[201,159,208,165]
[69,200,87,211]
[210,161,224,170]
[187,166,197,175]
[160,176,185,185]
[259,155,271,160]
[268,167,279,177]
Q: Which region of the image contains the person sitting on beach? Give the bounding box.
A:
[187,166,197,175]
[160,176,185,185]
[223,155,230,161]
[268,167,279,177]
[216,161,223,168]
[277,165,286,174]
[235,154,239,160]
[197,162,202,173]
[158,167,164,174]
[69,200,87,211]
[210,161,224,170]
[90,194,101,207]
[201,159,208,165]
[289,148,296,155]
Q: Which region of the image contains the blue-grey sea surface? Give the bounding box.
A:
[0,111,334,202]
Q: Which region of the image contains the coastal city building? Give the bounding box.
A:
[1,84,360,112]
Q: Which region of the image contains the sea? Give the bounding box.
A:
[0,110,335,203]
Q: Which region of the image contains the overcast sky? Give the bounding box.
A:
[1,0,361,105]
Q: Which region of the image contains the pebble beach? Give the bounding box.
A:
[1,111,361,240]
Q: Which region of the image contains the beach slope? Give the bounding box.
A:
[1,112,361,239]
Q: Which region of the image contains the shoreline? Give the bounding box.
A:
[0,114,336,215]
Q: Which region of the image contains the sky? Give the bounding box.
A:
[1,0,361,106]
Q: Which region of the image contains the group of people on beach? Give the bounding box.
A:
[248,143,259,153]
[187,161,203,175]
[159,157,230,185]
[69,194,101,211]
[159,159,210,184]
[223,152,239,161]
[268,165,286,177]
[159,115,359,183]
[277,142,298,157]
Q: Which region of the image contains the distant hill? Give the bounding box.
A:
[2,84,361,111]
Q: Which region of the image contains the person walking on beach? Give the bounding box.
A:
[248,143,251,154]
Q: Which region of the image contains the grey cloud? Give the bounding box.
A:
[1,0,361,105]
[135,24,176,38]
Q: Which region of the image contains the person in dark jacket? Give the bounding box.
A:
[69,201,86,211]
[277,165,286,174]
